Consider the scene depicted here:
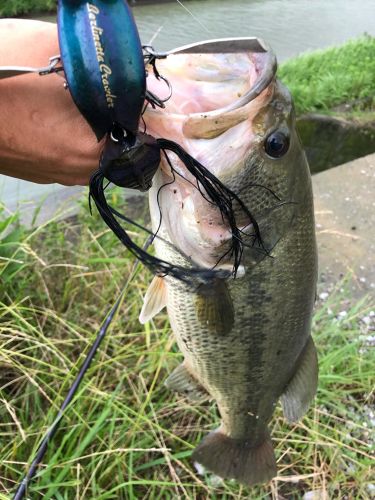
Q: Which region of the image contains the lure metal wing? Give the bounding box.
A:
[0,37,274,80]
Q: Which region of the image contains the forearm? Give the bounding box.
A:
[0,19,103,185]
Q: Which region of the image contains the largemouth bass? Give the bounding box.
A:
[140,46,318,486]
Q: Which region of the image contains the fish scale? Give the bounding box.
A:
[169,197,315,420]
[141,52,318,486]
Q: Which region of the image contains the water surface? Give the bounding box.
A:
[131,0,375,61]
[2,0,374,219]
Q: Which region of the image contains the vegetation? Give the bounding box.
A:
[0,0,55,17]
[279,35,375,115]
[0,196,374,499]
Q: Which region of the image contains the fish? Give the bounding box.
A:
[139,47,318,486]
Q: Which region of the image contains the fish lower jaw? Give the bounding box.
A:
[166,219,251,275]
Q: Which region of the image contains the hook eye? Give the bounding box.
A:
[142,45,167,60]
[110,125,127,143]
[143,45,155,56]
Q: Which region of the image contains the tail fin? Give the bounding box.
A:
[192,429,277,486]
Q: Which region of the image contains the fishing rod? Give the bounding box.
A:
[13,297,120,500]
[13,238,152,500]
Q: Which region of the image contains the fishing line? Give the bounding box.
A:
[12,239,152,500]
[175,0,212,34]
[245,183,282,201]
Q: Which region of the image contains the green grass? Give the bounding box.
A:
[279,35,375,115]
[0,195,374,499]
[0,0,55,17]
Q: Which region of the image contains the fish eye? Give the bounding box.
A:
[264,131,290,159]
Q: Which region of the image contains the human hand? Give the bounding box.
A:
[0,19,104,185]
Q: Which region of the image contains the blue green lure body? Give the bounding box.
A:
[57,0,146,139]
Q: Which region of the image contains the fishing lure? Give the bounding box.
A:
[66,0,268,283]
[0,1,277,284]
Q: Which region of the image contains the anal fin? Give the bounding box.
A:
[280,336,318,422]
[165,363,209,402]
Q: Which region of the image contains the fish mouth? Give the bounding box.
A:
[145,44,277,145]
[202,41,277,115]
[145,41,277,119]
[144,43,278,275]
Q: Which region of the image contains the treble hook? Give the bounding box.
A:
[143,45,172,109]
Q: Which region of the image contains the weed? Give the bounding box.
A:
[279,35,375,116]
[0,197,373,498]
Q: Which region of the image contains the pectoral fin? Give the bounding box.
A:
[165,363,209,402]
[195,279,234,336]
[280,337,318,422]
[139,276,167,324]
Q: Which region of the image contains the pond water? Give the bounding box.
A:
[1,0,375,220]
[131,0,375,62]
